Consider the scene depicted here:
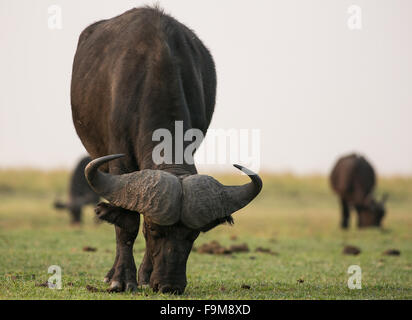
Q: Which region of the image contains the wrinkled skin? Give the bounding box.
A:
[95,201,226,293]
[71,7,218,294]
[331,153,387,229]
[142,221,200,294]
[71,7,261,295]
[139,217,226,293]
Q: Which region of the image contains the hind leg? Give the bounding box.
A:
[340,198,350,229]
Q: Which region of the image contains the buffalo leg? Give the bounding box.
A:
[103,246,119,283]
[95,202,140,292]
[69,205,82,225]
[137,250,153,286]
[340,198,350,229]
[108,226,139,292]
[138,239,153,286]
[355,205,364,228]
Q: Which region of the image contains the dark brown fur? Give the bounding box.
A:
[330,153,387,229]
[71,7,220,294]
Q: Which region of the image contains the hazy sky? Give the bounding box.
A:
[1,0,411,175]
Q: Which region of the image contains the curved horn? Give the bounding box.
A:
[181,165,262,229]
[85,154,182,225]
[228,164,263,208]
[85,154,126,199]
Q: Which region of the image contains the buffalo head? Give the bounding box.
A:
[85,154,262,294]
[358,194,388,228]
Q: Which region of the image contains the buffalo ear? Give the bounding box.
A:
[198,216,234,233]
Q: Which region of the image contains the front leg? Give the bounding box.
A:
[340,198,350,229]
[137,222,153,286]
[138,249,153,286]
[109,225,139,292]
[95,203,140,292]
[103,244,119,283]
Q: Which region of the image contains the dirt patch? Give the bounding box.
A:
[7,274,35,280]
[383,249,401,256]
[195,241,232,255]
[343,245,361,255]
[86,285,100,292]
[35,281,49,287]
[85,285,108,293]
[241,284,251,289]
[229,243,249,253]
[82,246,97,252]
[230,235,238,241]
[255,247,278,255]
[195,241,257,255]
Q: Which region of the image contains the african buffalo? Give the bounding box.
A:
[71,7,262,294]
[330,153,387,229]
[54,155,99,224]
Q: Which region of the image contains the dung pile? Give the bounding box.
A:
[343,245,361,255]
[196,241,232,255]
[195,241,250,255]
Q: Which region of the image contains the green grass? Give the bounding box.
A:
[0,170,411,299]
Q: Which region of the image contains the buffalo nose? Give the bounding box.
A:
[159,285,184,295]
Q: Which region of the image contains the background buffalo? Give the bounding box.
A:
[330,153,388,229]
[0,1,411,300]
[54,155,99,224]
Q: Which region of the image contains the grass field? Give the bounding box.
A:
[0,169,411,299]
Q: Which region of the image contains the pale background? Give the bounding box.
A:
[0,0,411,175]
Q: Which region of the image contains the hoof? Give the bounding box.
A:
[125,282,138,292]
[103,277,110,284]
[109,281,123,292]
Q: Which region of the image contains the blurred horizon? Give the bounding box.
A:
[1,164,412,179]
[1,0,411,175]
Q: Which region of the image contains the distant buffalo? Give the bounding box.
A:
[54,156,99,224]
[330,153,387,229]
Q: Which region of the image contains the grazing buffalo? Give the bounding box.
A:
[71,7,262,294]
[54,155,99,224]
[330,153,387,229]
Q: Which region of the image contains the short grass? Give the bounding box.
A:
[0,170,411,299]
